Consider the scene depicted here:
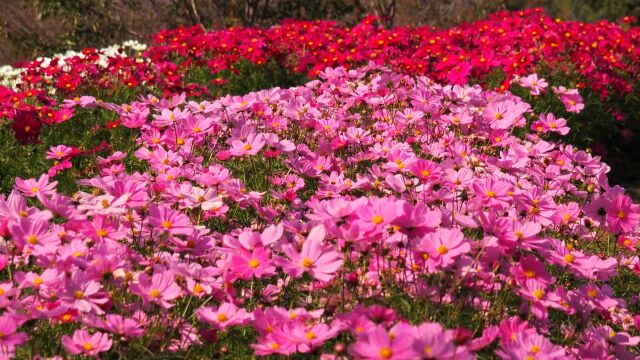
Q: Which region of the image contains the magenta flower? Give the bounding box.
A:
[62,330,112,357]
[197,302,252,330]
[605,194,640,233]
[0,315,28,349]
[553,86,584,113]
[229,246,276,280]
[418,228,471,269]
[278,225,343,282]
[148,205,194,236]
[61,273,109,314]
[46,145,75,160]
[349,325,415,359]
[130,271,182,309]
[472,177,511,209]
[518,74,548,95]
[85,314,145,338]
[353,197,402,235]
[531,113,569,135]
[14,174,57,199]
[496,331,567,360]
[7,217,59,255]
[229,133,266,156]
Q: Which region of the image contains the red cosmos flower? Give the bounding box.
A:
[11,110,41,145]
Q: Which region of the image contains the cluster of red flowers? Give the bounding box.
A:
[0,8,638,145]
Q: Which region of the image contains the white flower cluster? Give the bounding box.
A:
[0,40,148,90]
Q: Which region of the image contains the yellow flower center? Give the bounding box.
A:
[372,215,384,225]
[162,220,173,229]
[564,253,575,263]
[437,245,449,255]
[587,289,597,298]
[306,331,316,340]
[96,229,108,238]
[217,313,228,322]
[618,210,626,219]
[74,290,84,299]
[302,258,313,268]
[533,289,545,300]
[82,342,93,351]
[379,347,393,359]
[248,259,260,268]
[193,283,204,293]
[149,289,161,298]
[531,345,540,354]
[33,277,43,286]
[243,144,252,151]
[525,270,536,278]
[485,190,496,198]
[27,234,38,245]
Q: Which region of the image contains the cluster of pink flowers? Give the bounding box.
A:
[0,64,638,358]
[0,8,637,145]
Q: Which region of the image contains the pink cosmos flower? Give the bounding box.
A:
[496,331,567,360]
[7,217,59,255]
[229,133,266,156]
[349,325,416,360]
[85,314,145,338]
[482,99,527,130]
[518,74,548,95]
[229,246,277,280]
[130,271,182,309]
[0,315,28,349]
[410,323,461,359]
[152,107,189,127]
[409,159,442,183]
[278,225,343,282]
[418,228,471,269]
[61,273,109,314]
[472,177,511,209]
[252,333,296,356]
[197,302,252,330]
[148,205,194,235]
[531,113,569,135]
[46,145,75,160]
[14,174,57,199]
[186,187,224,211]
[273,322,340,353]
[604,194,640,233]
[62,330,112,357]
[553,86,584,113]
[353,197,402,235]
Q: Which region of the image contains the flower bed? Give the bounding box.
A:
[1,65,640,359]
[1,8,639,195]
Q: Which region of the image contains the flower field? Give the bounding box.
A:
[0,7,640,359]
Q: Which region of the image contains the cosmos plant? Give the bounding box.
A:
[0,63,639,359]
